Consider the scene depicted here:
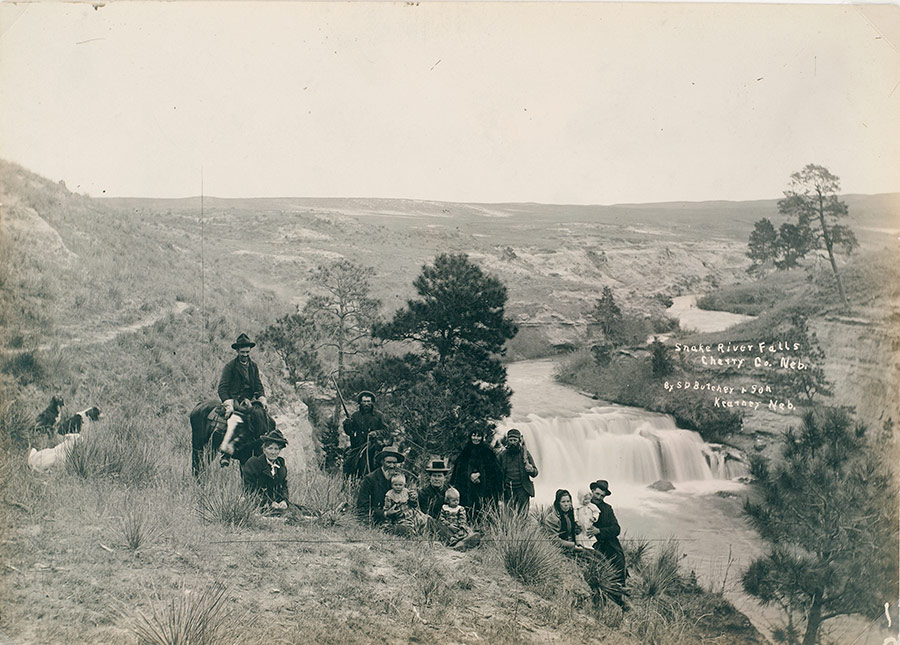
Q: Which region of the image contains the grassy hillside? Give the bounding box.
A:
[0,160,768,644]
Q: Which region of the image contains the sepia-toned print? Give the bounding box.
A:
[1,3,898,644]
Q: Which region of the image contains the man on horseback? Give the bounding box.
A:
[218,333,273,444]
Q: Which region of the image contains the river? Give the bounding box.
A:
[499,359,768,628]
[496,297,889,643]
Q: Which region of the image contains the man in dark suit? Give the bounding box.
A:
[355,448,408,528]
[587,479,628,608]
[342,390,389,478]
[218,333,273,444]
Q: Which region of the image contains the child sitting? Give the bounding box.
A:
[383,473,417,527]
[575,490,599,548]
[439,487,472,548]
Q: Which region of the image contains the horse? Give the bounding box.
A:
[189,399,260,477]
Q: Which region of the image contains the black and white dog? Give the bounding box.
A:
[34,395,65,432]
[57,406,102,435]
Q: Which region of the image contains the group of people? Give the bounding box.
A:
[214,333,627,605]
[547,483,628,608]
[354,426,540,529]
[216,333,291,511]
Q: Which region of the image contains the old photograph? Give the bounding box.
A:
[1,2,898,644]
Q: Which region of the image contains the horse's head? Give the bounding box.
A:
[218,413,243,455]
[217,410,260,459]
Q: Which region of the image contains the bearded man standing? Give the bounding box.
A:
[342,390,388,478]
[497,428,539,515]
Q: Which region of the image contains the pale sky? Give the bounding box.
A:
[1,2,898,204]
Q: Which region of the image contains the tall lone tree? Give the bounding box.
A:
[748,165,857,308]
[742,407,898,645]
[259,259,381,386]
[375,253,517,364]
[305,259,381,385]
[370,253,518,461]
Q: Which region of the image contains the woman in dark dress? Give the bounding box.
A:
[241,429,290,513]
[449,429,501,525]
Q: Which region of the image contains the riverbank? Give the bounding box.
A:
[503,359,776,637]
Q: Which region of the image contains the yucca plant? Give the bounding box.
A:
[131,583,231,645]
[65,418,160,487]
[632,539,683,600]
[121,503,158,552]
[196,465,259,528]
[485,505,565,587]
[290,467,355,527]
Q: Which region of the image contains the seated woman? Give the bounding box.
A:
[241,429,290,513]
[545,489,584,552]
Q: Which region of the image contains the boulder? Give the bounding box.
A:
[648,480,675,492]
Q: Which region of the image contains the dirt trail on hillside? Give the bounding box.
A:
[2,301,191,355]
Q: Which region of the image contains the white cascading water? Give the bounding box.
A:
[496,405,747,503]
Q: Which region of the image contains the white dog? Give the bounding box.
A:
[27,433,82,472]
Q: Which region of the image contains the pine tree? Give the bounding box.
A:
[742,407,898,645]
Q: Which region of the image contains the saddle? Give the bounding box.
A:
[206,404,228,434]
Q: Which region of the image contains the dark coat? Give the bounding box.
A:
[218,357,264,403]
[241,455,288,504]
[450,442,502,507]
[592,499,626,567]
[356,468,392,525]
[417,483,447,519]
[497,446,538,497]
[342,409,388,476]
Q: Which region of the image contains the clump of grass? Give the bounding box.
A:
[121,503,159,552]
[631,539,684,600]
[485,505,566,588]
[624,599,693,645]
[1,350,44,386]
[581,552,626,607]
[0,397,35,451]
[65,417,160,487]
[400,544,454,611]
[131,583,231,645]
[291,467,355,526]
[196,464,259,528]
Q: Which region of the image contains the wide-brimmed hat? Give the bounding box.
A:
[424,458,451,473]
[357,390,376,404]
[259,429,288,447]
[590,480,611,496]
[374,447,405,464]
[506,428,522,439]
[232,333,256,350]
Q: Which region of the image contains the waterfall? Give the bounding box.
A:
[497,405,747,501]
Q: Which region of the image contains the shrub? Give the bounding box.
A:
[485,505,566,588]
[130,583,233,645]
